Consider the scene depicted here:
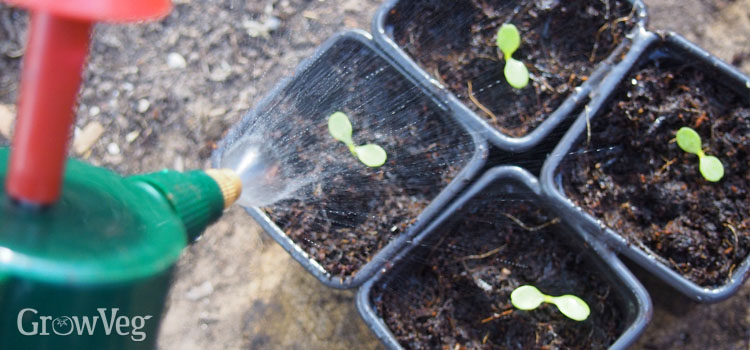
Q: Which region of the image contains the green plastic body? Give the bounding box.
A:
[0,148,224,349]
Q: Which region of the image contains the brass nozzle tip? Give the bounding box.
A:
[205,169,242,208]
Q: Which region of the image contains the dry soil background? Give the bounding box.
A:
[0,0,749,349]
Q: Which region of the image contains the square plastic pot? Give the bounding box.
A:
[357,166,652,350]
[372,0,649,153]
[212,30,488,289]
[541,31,750,302]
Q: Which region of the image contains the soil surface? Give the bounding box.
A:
[630,261,750,349]
[374,197,625,349]
[261,37,474,281]
[0,0,749,349]
[387,0,637,137]
[560,52,750,287]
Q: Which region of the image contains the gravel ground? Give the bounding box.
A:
[0,0,749,349]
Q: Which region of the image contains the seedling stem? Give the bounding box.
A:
[511,285,590,321]
[328,111,387,167]
[675,126,724,182]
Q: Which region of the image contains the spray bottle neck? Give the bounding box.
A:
[128,169,241,241]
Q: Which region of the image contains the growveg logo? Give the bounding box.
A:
[17,308,153,341]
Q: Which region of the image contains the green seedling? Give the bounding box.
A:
[675,126,724,182]
[496,23,529,89]
[511,285,590,321]
[328,111,387,167]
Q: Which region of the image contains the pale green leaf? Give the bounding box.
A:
[504,57,529,89]
[354,144,387,167]
[511,285,590,321]
[700,155,725,182]
[328,111,354,145]
[496,23,520,59]
[550,295,591,321]
[676,127,702,155]
[510,285,544,310]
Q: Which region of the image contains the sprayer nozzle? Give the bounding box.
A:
[205,169,242,209]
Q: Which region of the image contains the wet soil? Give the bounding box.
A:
[373,198,624,350]
[386,0,637,137]
[560,52,750,287]
[261,38,475,282]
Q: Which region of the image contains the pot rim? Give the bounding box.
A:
[212,29,489,289]
[371,0,649,153]
[540,30,750,303]
[357,166,653,350]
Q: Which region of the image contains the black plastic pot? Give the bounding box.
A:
[372,0,649,153]
[541,31,750,302]
[212,30,488,289]
[357,166,652,350]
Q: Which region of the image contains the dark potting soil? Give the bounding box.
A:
[387,0,637,137]
[261,39,474,281]
[373,200,624,349]
[560,57,750,287]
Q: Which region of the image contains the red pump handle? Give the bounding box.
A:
[4,0,171,22]
[3,0,171,205]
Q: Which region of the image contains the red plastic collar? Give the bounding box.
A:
[4,0,171,22]
[4,0,172,205]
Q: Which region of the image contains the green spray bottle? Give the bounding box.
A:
[0,0,244,348]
